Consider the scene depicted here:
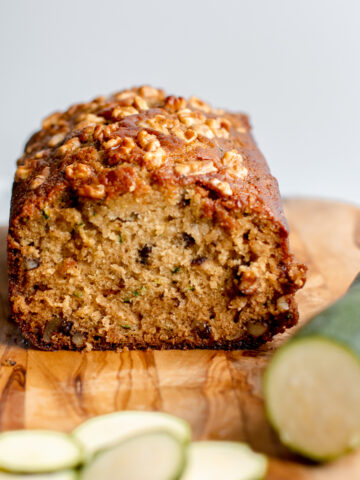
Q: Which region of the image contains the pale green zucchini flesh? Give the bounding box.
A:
[73,410,190,458]
[0,430,82,473]
[181,441,267,480]
[81,431,186,480]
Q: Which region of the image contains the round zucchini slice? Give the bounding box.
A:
[0,430,82,473]
[81,431,186,480]
[73,411,190,458]
[181,441,267,480]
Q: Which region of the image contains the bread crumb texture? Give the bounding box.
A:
[8,86,306,350]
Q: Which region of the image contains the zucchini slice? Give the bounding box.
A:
[0,471,77,479]
[81,431,186,480]
[0,430,82,473]
[73,411,190,458]
[181,441,267,480]
[264,273,360,461]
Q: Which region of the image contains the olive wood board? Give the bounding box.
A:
[0,197,359,480]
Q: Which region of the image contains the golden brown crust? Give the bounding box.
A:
[10,86,288,234]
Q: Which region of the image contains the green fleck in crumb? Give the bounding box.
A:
[42,210,50,220]
[171,266,181,274]
[121,324,131,329]
[132,286,146,296]
[123,298,132,304]
[76,222,84,228]
[73,291,83,298]
[187,285,195,291]
[119,235,124,244]
[92,211,97,216]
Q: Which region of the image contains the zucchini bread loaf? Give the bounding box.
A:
[8,86,306,351]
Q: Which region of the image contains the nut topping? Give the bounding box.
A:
[58,137,81,156]
[133,95,149,111]
[78,184,105,199]
[164,96,187,113]
[102,137,123,150]
[209,178,233,196]
[48,132,66,147]
[144,148,166,167]
[222,150,248,179]
[188,96,212,113]
[15,165,32,181]
[137,130,161,151]
[65,163,92,180]
[16,86,255,204]
[112,106,138,119]
[175,161,217,176]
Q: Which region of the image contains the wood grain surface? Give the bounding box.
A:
[0,198,360,479]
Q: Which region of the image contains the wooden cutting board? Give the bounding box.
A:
[0,198,359,479]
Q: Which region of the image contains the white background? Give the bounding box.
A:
[0,0,359,224]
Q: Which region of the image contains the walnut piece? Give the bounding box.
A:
[102,137,123,150]
[239,271,258,295]
[48,132,66,147]
[65,163,92,180]
[175,161,217,176]
[137,130,160,151]
[78,184,105,199]
[164,96,187,113]
[133,95,149,111]
[144,148,166,168]
[222,150,248,179]
[112,106,138,120]
[58,137,81,156]
[188,96,212,113]
[209,178,233,196]
[15,166,32,181]
[178,109,205,127]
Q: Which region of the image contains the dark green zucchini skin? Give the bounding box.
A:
[295,273,360,354]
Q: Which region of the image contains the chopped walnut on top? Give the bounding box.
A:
[75,113,105,129]
[65,163,92,180]
[48,132,66,148]
[206,118,231,139]
[133,96,149,111]
[144,149,166,168]
[140,114,177,135]
[15,165,32,181]
[15,85,256,203]
[138,85,165,100]
[42,112,63,129]
[137,130,160,151]
[209,178,233,196]
[173,127,197,143]
[222,150,248,179]
[78,184,105,199]
[164,95,187,113]
[58,137,81,156]
[188,96,212,113]
[178,109,206,127]
[112,106,138,120]
[30,167,50,190]
[175,161,217,176]
[102,137,124,150]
